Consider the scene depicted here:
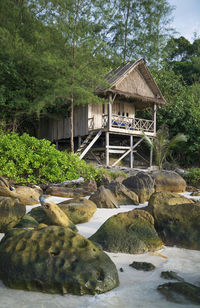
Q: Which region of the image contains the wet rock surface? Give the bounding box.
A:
[89,209,163,254]
[0,226,119,295]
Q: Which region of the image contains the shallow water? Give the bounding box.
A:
[0,195,200,308]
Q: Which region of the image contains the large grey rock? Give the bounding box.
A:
[106,182,139,205]
[0,226,119,295]
[122,172,155,203]
[151,170,186,193]
[89,186,118,208]
[89,209,163,254]
[0,196,26,232]
[146,192,200,249]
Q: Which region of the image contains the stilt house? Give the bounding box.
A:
[38,58,166,167]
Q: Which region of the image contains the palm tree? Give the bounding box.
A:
[144,125,187,169]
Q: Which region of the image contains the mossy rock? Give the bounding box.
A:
[151,170,186,193]
[129,261,155,271]
[157,282,200,305]
[0,196,26,232]
[146,192,200,249]
[160,271,184,282]
[0,226,119,295]
[89,209,163,254]
[58,197,97,224]
[29,197,97,225]
[29,206,51,225]
[15,214,39,229]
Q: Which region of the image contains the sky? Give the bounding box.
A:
[168,0,200,42]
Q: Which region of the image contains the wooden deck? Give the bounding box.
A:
[88,114,156,137]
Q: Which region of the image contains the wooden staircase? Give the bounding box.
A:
[76,130,102,159]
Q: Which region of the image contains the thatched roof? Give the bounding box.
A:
[98,58,166,108]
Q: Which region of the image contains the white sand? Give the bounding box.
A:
[0,194,200,308]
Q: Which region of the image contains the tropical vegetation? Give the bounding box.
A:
[0,0,199,171]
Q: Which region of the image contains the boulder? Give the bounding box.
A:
[157,282,200,305]
[0,196,26,232]
[122,172,155,203]
[39,197,77,232]
[89,186,118,208]
[58,197,97,224]
[146,192,200,249]
[129,261,155,271]
[89,209,163,254]
[151,170,186,193]
[0,177,42,205]
[46,180,97,198]
[29,197,97,225]
[0,226,119,295]
[105,182,139,205]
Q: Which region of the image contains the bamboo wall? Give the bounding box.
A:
[38,105,88,141]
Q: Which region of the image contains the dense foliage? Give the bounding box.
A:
[0,0,199,166]
[183,169,200,188]
[0,131,119,184]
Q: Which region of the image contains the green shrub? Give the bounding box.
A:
[0,132,120,184]
[183,168,200,188]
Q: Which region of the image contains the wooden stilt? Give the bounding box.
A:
[130,135,133,168]
[150,145,153,167]
[106,132,109,167]
[78,136,82,148]
[55,140,59,149]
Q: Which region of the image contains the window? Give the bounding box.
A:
[126,112,129,117]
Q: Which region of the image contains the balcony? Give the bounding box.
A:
[89,114,155,135]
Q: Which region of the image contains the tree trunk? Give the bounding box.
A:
[70,95,74,153]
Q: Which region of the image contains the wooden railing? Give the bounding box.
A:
[88,114,154,133]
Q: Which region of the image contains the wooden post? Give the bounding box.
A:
[130,135,133,168]
[55,140,59,149]
[152,103,157,134]
[78,136,82,148]
[150,145,153,168]
[108,94,112,130]
[106,132,109,167]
